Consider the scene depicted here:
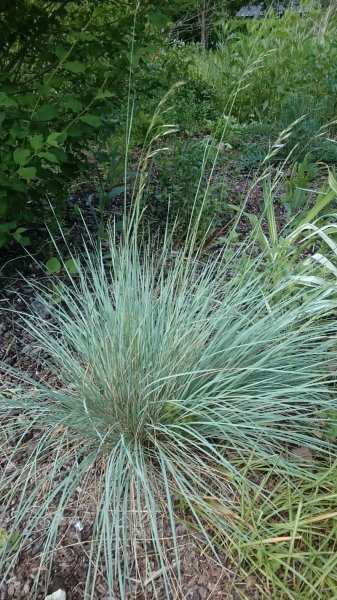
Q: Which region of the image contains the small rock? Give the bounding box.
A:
[44,590,66,600]
[22,582,30,595]
[292,447,313,460]
[32,297,51,320]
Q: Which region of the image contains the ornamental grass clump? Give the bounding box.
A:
[1,230,337,597]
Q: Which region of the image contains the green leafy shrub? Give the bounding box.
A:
[191,8,337,126]
[0,2,112,247]
[0,0,178,248]
[1,228,337,597]
[146,138,228,239]
[129,43,222,139]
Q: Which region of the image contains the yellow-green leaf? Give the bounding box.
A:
[46,257,61,274]
[29,134,44,151]
[64,258,78,274]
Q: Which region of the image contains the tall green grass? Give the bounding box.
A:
[211,455,337,600]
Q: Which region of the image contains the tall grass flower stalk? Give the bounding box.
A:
[1,225,337,597]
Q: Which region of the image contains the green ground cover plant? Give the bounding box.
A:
[214,455,337,599]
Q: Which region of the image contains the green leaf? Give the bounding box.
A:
[35,83,52,97]
[10,124,28,140]
[46,257,61,274]
[64,61,86,74]
[0,93,17,108]
[12,227,29,244]
[38,151,59,163]
[46,131,67,147]
[80,114,102,127]
[8,531,20,549]
[96,90,114,100]
[0,528,8,549]
[64,258,78,274]
[36,104,58,121]
[63,95,82,113]
[29,134,44,151]
[18,167,37,180]
[54,44,68,60]
[13,148,31,165]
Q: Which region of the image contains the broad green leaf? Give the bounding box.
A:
[36,104,58,121]
[35,83,52,97]
[10,124,28,140]
[12,227,30,244]
[8,531,20,548]
[0,93,17,108]
[64,258,78,274]
[17,92,35,108]
[7,179,26,192]
[64,61,86,74]
[63,95,82,113]
[29,134,44,151]
[54,44,68,60]
[46,257,61,274]
[80,114,102,127]
[38,151,59,163]
[18,167,37,180]
[46,131,67,147]
[52,148,67,163]
[13,148,31,165]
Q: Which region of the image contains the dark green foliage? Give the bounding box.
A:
[0,0,180,249]
[146,139,228,239]
[129,44,222,140]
